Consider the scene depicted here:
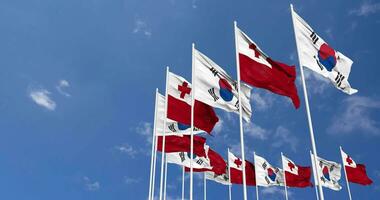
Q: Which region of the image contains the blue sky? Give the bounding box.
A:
[0,0,379,199]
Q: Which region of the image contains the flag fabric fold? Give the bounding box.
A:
[228,151,256,186]
[254,154,284,187]
[282,155,312,188]
[311,153,342,191]
[291,9,357,95]
[193,48,252,121]
[156,135,207,157]
[236,27,300,109]
[341,148,373,185]
[185,147,227,175]
[167,72,219,133]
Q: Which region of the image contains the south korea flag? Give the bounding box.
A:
[291,7,357,95]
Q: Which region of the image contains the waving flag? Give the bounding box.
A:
[166,151,211,170]
[235,27,300,109]
[155,92,203,136]
[228,151,256,186]
[282,154,312,187]
[157,135,207,157]
[167,72,219,133]
[291,9,357,95]
[206,170,230,185]
[186,147,227,175]
[193,48,252,121]
[340,148,373,185]
[311,153,342,191]
[254,154,284,187]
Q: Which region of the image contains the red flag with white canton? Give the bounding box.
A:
[167,72,219,133]
[236,27,300,109]
[340,148,373,185]
[282,155,312,187]
[193,48,252,122]
[156,135,207,157]
[228,151,256,186]
[155,92,203,136]
[291,8,357,95]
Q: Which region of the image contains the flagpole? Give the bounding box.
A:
[340,146,353,200]
[159,67,170,200]
[281,153,289,200]
[190,43,195,200]
[234,20,248,200]
[310,151,320,200]
[182,166,185,200]
[290,4,324,200]
[163,158,168,200]
[151,127,159,200]
[148,88,159,200]
[228,148,232,200]
[254,152,259,200]
[204,173,207,200]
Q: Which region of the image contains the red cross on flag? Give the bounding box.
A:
[235,26,300,109]
[167,72,219,133]
[228,151,256,185]
[340,148,373,185]
[282,154,312,188]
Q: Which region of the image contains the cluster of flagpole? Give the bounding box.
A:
[146,4,371,200]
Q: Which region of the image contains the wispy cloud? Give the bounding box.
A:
[29,88,56,111]
[133,19,152,37]
[124,176,141,184]
[272,126,299,152]
[213,119,223,135]
[328,96,380,135]
[114,143,138,158]
[261,187,292,197]
[244,122,269,140]
[191,0,198,9]
[56,79,71,97]
[349,1,380,16]
[251,91,275,111]
[136,122,153,143]
[302,68,330,95]
[83,176,100,191]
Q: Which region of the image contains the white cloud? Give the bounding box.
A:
[261,187,292,197]
[115,143,138,158]
[133,19,152,37]
[56,79,71,97]
[29,88,56,111]
[83,176,100,191]
[251,91,275,111]
[244,122,269,140]
[324,28,334,40]
[350,1,380,16]
[272,126,299,152]
[124,177,141,184]
[136,122,153,143]
[328,96,380,135]
[191,0,198,9]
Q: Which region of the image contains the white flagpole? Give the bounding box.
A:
[281,153,289,200]
[254,152,259,200]
[290,4,324,200]
[164,158,168,200]
[190,43,195,200]
[310,151,320,200]
[152,125,159,200]
[149,88,159,200]
[340,146,353,200]
[234,20,248,200]
[228,148,232,200]
[182,166,185,200]
[159,67,170,200]
[204,173,207,200]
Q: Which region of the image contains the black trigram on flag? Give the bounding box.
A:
[168,124,177,133]
[209,67,219,77]
[208,88,219,102]
[179,152,186,162]
[335,72,345,88]
[196,159,204,165]
[310,32,319,44]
